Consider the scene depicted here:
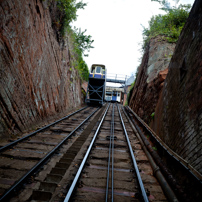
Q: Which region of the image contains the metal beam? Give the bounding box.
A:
[106,79,126,84]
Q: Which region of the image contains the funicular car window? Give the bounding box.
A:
[91,67,95,73]
[96,66,101,73]
[106,91,112,96]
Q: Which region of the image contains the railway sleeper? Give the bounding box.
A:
[39,181,57,192]
[45,174,63,183]
[31,190,52,201]
[54,162,71,169]
[24,107,106,201]
[50,167,67,175]
[0,154,41,161]
[63,153,76,159]
[94,142,127,149]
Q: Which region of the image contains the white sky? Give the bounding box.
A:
[72,0,195,77]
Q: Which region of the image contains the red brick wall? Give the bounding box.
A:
[154,0,202,174]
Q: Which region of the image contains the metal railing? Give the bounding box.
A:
[106,74,127,84]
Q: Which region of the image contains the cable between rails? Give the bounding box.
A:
[105,104,115,202]
[111,104,114,201]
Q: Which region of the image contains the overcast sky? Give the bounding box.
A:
[72,0,195,77]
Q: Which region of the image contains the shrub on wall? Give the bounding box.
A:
[56,0,87,36]
[142,0,191,48]
[67,27,94,81]
[125,80,135,106]
[50,0,94,81]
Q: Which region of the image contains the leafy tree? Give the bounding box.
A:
[67,27,94,81]
[72,27,94,80]
[151,0,179,11]
[142,0,191,48]
[53,1,94,81]
[56,0,87,36]
[73,27,94,57]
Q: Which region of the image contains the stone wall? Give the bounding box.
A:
[0,0,82,138]
[154,0,202,174]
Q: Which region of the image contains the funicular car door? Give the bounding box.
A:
[112,91,117,102]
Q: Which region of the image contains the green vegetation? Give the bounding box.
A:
[67,27,93,81]
[125,80,135,106]
[152,146,157,151]
[73,27,94,57]
[142,0,191,48]
[52,0,94,81]
[151,112,155,119]
[72,27,94,80]
[56,0,87,37]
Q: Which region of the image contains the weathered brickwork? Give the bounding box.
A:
[0,0,82,138]
[154,0,202,174]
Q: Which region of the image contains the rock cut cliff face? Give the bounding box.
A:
[129,0,202,175]
[0,0,82,138]
[129,37,175,124]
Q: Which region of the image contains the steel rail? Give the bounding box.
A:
[126,106,202,201]
[111,104,115,201]
[105,104,115,202]
[127,106,202,183]
[105,104,112,202]
[63,104,110,202]
[117,105,149,202]
[122,106,179,202]
[0,106,88,153]
[0,107,99,202]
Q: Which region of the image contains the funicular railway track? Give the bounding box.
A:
[0,103,182,202]
[0,106,100,202]
[63,104,169,202]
